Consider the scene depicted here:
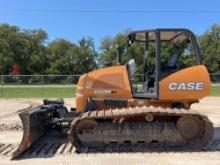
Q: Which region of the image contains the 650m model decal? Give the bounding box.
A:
[94,89,117,94]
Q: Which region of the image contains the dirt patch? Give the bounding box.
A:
[0,97,219,165]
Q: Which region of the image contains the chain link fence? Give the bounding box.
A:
[0,73,219,98]
[0,75,81,98]
[210,73,220,84]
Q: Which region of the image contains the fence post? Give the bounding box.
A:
[1,75,3,98]
[41,76,43,98]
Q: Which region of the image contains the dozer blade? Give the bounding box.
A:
[11,106,47,160]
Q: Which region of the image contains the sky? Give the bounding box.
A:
[0,0,220,49]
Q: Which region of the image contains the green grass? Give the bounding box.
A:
[0,84,219,98]
[0,85,76,98]
[210,85,220,96]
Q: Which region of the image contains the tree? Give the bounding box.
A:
[199,23,220,73]
[99,29,218,74]
[24,29,49,74]
[0,24,48,74]
[77,37,98,74]
[0,24,97,75]
[47,37,97,75]
[1,23,219,75]
[99,31,135,67]
[0,24,20,74]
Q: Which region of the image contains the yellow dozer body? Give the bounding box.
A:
[12,29,214,159]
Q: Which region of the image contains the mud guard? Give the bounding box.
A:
[11,106,47,160]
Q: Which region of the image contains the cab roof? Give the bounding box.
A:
[128,28,194,43]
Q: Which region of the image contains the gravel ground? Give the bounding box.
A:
[0,97,220,165]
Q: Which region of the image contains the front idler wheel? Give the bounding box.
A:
[177,116,204,143]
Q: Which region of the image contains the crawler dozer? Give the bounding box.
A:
[12,29,214,159]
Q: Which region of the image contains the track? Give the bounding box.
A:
[0,139,220,158]
[0,143,75,157]
[68,106,214,152]
[0,123,22,131]
[0,98,219,165]
[0,100,218,159]
[0,129,76,158]
[0,115,218,159]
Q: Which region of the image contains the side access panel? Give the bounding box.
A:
[159,65,211,100]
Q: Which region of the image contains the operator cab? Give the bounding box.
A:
[126,29,202,99]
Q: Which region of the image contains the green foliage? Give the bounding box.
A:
[99,31,196,74]
[0,24,49,75]
[99,25,220,74]
[46,38,97,74]
[0,23,220,75]
[0,24,97,75]
[99,31,146,74]
[199,23,220,73]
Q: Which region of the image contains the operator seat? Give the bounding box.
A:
[161,52,181,78]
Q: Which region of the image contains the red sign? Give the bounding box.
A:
[13,64,20,74]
